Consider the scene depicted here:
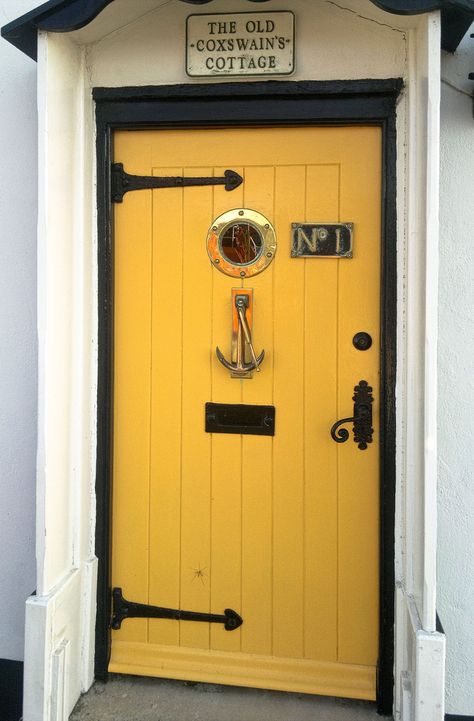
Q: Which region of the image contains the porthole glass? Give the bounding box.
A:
[207,209,277,278]
[220,222,263,265]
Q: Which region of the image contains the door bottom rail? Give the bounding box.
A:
[111,587,243,631]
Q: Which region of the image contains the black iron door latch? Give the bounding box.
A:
[330,380,374,450]
[111,163,243,202]
[111,587,243,631]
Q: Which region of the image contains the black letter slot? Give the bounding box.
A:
[205,402,275,436]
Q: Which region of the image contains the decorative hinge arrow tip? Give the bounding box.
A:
[223,169,243,191]
[224,608,243,631]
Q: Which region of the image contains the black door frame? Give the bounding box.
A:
[94,79,401,715]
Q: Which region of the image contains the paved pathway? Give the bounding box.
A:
[70,675,387,721]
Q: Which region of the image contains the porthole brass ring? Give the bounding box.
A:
[207,209,277,278]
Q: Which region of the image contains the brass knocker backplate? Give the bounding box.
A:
[216,288,264,379]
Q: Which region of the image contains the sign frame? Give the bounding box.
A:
[291,222,354,258]
[186,11,295,78]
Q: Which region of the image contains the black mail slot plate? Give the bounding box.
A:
[205,403,275,436]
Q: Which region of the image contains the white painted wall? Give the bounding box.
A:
[438,26,474,716]
[0,0,39,662]
[83,0,408,85]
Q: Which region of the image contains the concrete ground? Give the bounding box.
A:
[70,675,386,721]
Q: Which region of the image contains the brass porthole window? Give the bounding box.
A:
[207,209,277,278]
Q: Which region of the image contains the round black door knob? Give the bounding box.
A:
[353,332,372,351]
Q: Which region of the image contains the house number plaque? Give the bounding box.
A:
[291,223,354,258]
[186,12,295,77]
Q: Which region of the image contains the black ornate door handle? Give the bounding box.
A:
[330,380,374,450]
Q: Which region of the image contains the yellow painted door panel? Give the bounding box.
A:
[110,126,381,700]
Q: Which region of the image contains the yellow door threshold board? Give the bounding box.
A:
[110,641,376,700]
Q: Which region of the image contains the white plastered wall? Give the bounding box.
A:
[83,0,408,85]
[0,0,39,664]
[438,25,474,717]
[25,2,445,719]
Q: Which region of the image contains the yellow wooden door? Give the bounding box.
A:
[110,126,381,701]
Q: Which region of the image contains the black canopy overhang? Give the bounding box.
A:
[2,0,473,60]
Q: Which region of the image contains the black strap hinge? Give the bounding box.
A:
[111,587,243,631]
[111,163,243,202]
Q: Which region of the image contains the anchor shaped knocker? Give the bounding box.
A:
[216,290,265,378]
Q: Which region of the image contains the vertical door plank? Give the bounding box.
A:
[148,171,184,647]
[179,169,214,650]
[111,133,152,647]
[303,164,339,662]
[272,166,306,659]
[337,128,381,665]
[209,168,244,652]
[241,166,275,655]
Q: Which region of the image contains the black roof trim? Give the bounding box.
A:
[1,0,115,60]
[2,0,474,60]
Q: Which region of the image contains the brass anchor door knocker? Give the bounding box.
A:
[216,289,264,378]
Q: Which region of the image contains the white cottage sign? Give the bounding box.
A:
[186,12,295,77]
